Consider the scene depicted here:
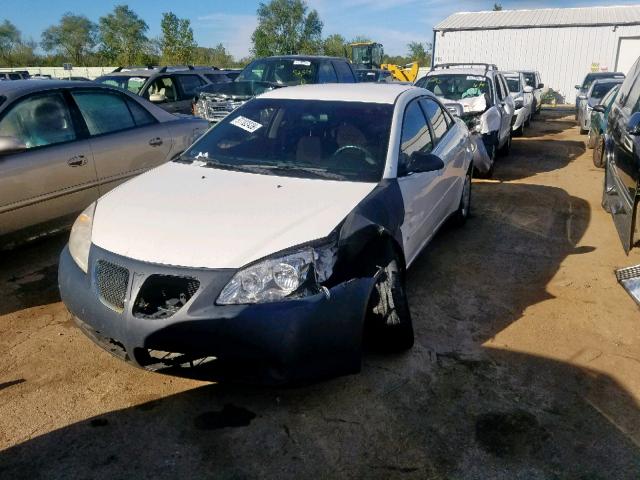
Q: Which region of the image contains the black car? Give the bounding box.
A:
[192,55,357,122]
[602,56,640,252]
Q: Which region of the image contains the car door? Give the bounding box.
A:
[396,99,441,265]
[0,90,98,238]
[174,74,207,114]
[419,98,464,220]
[69,88,172,196]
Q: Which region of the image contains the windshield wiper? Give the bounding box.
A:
[265,165,347,180]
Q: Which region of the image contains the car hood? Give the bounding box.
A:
[91,162,377,269]
[197,80,283,100]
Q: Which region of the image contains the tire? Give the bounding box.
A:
[498,132,511,156]
[587,128,596,149]
[475,143,495,179]
[452,169,472,226]
[513,124,523,137]
[593,135,605,168]
[365,252,414,352]
[524,113,531,127]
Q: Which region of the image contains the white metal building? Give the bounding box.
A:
[433,5,640,103]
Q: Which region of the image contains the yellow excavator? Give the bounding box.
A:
[350,42,419,83]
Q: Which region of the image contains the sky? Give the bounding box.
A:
[3,0,640,58]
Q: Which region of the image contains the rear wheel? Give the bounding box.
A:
[498,132,511,156]
[364,251,414,352]
[587,128,597,149]
[593,135,605,168]
[452,169,472,226]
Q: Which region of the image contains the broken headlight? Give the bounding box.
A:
[216,242,337,305]
[69,202,96,274]
[514,97,524,109]
[465,115,482,134]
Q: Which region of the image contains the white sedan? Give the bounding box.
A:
[58,83,474,383]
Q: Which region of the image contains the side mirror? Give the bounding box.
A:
[578,94,587,100]
[149,93,167,103]
[0,136,26,155]
[523,86,534,93]
[627,112,640,136]
[575,85,581,89]
[538,83,544,89]
[408,151,444,173]
[592,104,606,113]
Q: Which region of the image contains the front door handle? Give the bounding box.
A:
[67,155,86,167]
[149,137,163,147]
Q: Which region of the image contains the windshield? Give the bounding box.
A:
[96,75,147,94]
[505,77,521,92]
[418,74,490,101]
[237,59,318,86]
[180,98,393,183]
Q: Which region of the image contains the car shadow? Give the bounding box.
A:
[0,232,67,316]
[2,181,639,478]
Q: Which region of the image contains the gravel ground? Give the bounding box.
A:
[1,110,639,479]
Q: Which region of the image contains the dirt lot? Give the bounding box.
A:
[1,110,639,479]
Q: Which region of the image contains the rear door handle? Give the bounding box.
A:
[67,155,86,167]
[149,137,163,147]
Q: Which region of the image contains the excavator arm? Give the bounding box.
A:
[381,62,419,83]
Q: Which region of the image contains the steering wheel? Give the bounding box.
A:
[332,145,376,166]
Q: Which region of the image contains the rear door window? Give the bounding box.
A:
[333,61,356,83]
[0,92,76,148]
[145,76,178,102]
[176,75,206,98]
[420,99,449,145]
[71,90,137,136]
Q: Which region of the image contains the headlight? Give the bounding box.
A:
[69,202,96,273]
[514,97,524,109]
[217,242,337,305]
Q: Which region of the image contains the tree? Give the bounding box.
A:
[41,13,97,65]
[493,3,503,11]
[407,41,432,66]
[251,0,323,56]
[160,12,196,65]
[323,34,347,57]
[0,20,21,66]
[98,5,149,66]
[194,44,235,67]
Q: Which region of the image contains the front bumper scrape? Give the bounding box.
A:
[58,245,375,383]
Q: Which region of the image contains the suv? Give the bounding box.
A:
[520,70,543,115]
[503,71,534,136]
[192,55,357,122]
[602,55,640,252]
[416,63,515,175]
[95,66,231,114]
[575,71,625,120]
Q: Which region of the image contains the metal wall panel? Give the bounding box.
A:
[434,25,640,103]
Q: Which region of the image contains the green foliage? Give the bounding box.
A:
[323,34,347,57]
[41,13,97,66]
[98,5,149,66]
[407,41,431,66]
[493,3,503,11]
[160,12,196,65]
[193,44,239,67]
[252,0,323,57]
[0,20,22,66]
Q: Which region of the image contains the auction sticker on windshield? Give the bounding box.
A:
[230,116,263,133]
[467,76,485,81]
[293,60,311,66]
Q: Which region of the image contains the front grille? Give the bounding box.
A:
[195,98,246,122]
[95,260,129,312]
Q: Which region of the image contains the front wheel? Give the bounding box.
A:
[498,132,512,156]
[453,169,472,226]
[587,128,597,149]
[364,253,414,352]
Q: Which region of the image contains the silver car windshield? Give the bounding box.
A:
[180,98,393,182]
[418,74,490,101]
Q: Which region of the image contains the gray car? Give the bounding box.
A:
[0,80,209,247]
[95,66,231,114]
[577,78,623,134]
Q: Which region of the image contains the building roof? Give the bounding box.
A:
[435,5,640,31]
[259,83,416,104]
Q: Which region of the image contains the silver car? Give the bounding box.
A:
[577,78,624,134]
[0,80,209,247]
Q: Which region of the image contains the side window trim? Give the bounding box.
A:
[419,97,450,149]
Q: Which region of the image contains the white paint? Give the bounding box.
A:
[91,162,376,269]
[617,37,640,75]
[434,24,640,103]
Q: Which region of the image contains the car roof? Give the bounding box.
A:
[259,83,417,104]
[501,71,522,77]
[0,79,96,98]
[258,55,349,62]
[427,68,491,77]
[586,72,625,78]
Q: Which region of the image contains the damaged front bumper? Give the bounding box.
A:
[512,107,528,131]
[58,244,374,383]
